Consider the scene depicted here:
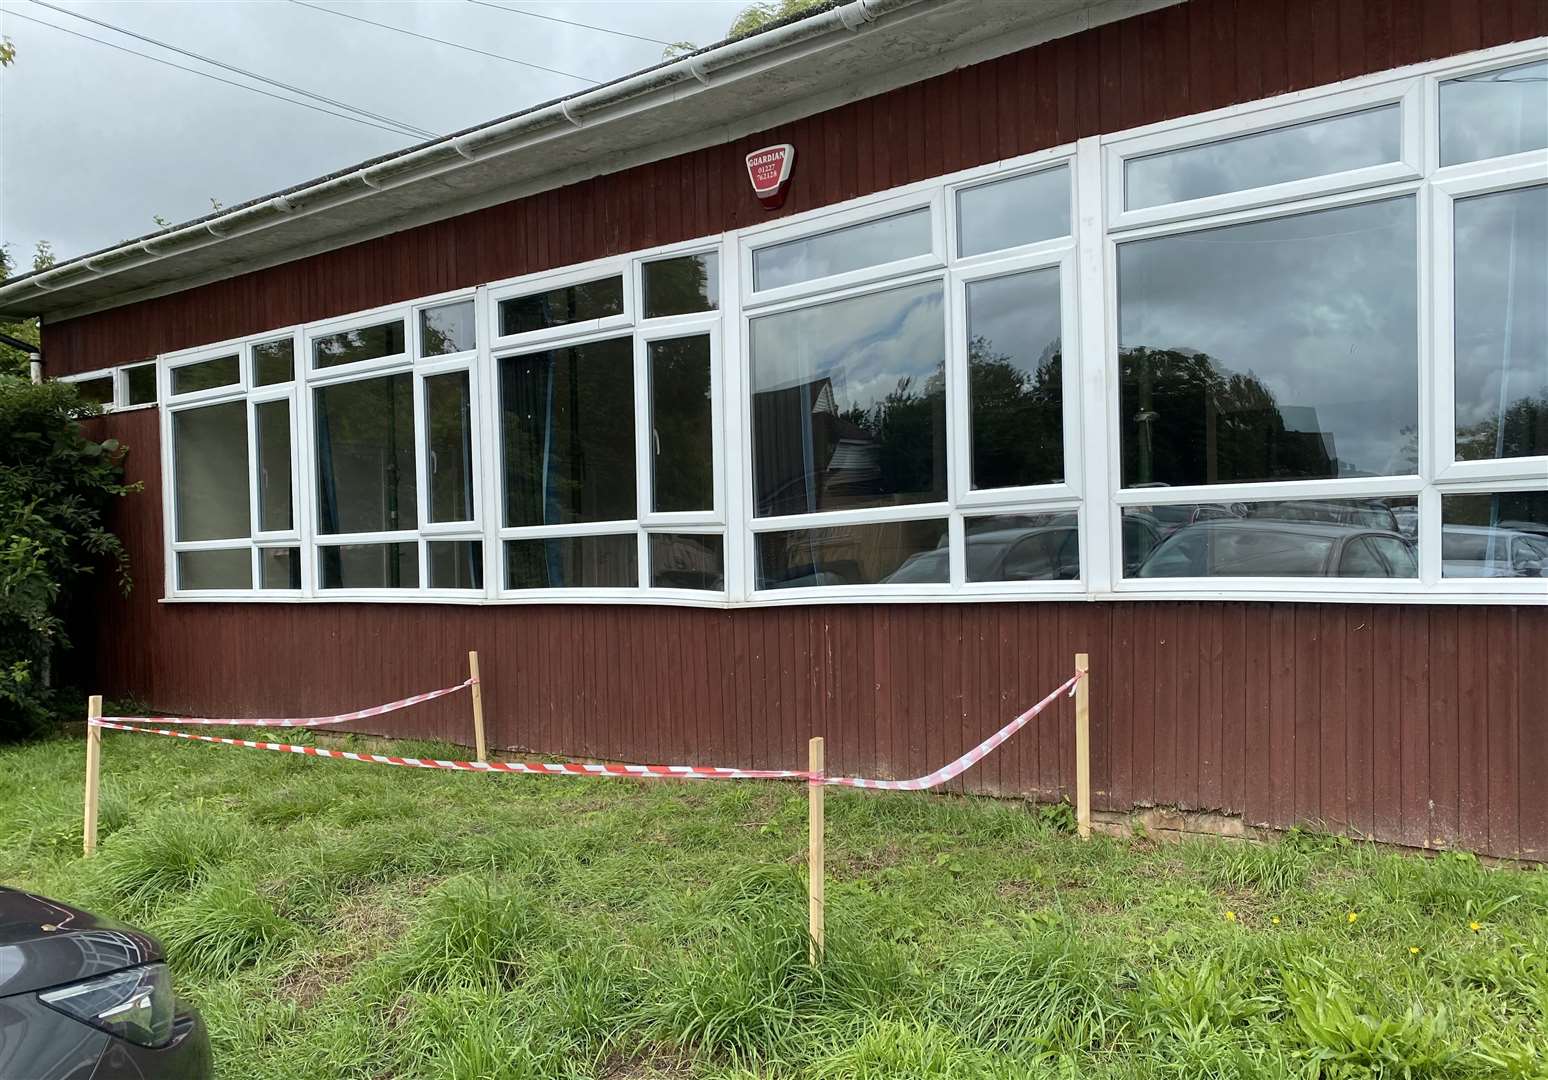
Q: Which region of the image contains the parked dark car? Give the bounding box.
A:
[1135,520,1418,578]
[1442,525,1548,578]
[0,887,211,1078]
[884,523,1081,583]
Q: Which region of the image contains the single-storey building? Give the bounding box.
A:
[4,0,1544,859]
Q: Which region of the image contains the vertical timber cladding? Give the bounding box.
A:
[40,0,1548,373]
[83,415,1548,862]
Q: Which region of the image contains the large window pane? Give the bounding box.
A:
[313,320,406,369]
[498,277,623,336]
[753,209,931,292]
[957,166,1069,257]
[1453,185,1547,462]
[426,371,475,523]
[177,549,251,590]
[314,374,417,534]
[964,512,1079,582]
[500,338,635,527]
[319,542,418,589]
[1118,197,1417,487]
[1125,497,1417,578]
[123,364,157,406]
[756,519,949,589]
[751,282,946,518]
[255,400,292,533]
[1440,60,1548,166]
[649,335,713,513]
[428,540,483,589]
[649,533,724,590]
[1125,107,1401,211]
[1442,491,1548,579]
[966,269,1063,490]
[171,354,238,395]
[504,534,637,589]
[642,253,719,318]
[174,402,250,541]
[253,339,294,385]
[420,300,476,356]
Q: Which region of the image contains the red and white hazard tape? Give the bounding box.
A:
[97,678,474,728]
[89,720,808,780]
[820,671,1082,790]
[91,671,1083,790]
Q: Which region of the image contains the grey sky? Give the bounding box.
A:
[0,0,747,266]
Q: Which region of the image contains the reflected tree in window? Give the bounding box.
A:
[969,334,1063,489]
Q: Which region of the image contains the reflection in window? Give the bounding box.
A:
[72,375,115,407]
[1118,197,1417,487]
[174,402,250,541]
[642,253,719,318]
[649,335,713,513]
[505,534,637,588]
[320,542,418,589]
[1125,497,1417,578]
[314,374,416,534]
[124,364,157,406]
[254,400,292,532]
[313,321,406,369]
[259,547,301,590]
[1453,185,1547,462]
[966,269,1063,490]
[957,166,1069,257]
[178,549,251,590]
[428,540,483,589]
[757,519,948,589]
[420,300,476,356]
[500,338,635,527]
[751,282,946,518]
[1440,60,1548,166]
[426,371,475,523]
[753,209,931,292]
[1126,107,1401,210]
[649,533,724,590]
[1442,491,1548,579]
[172,354,239,394]
[498,277,623,336]
[253,339,294,385]
[964,512,1079,582]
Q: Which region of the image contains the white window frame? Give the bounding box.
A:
[164,341,245,403]
[147,36,1546,607]
[56,362,159,413]
[1103,79,1424,232]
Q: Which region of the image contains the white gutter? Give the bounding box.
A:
[1,0,926,308]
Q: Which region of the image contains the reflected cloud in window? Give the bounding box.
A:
[1440,60,1548,166]
[1118,197,1418,487]
[751,282,946,518]
[1453,184,1547,462]
[753,209,931,292]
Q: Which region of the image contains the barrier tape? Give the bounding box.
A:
[822,671,1081,790]
[90,670,1085,791]
[98,678,475,728]
[89,721,808,780]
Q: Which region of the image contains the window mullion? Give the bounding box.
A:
[1076,135,1117,594]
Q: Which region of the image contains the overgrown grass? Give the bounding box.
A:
[1,730,1543,1078]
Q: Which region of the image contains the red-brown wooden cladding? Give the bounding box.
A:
[74,411,1547,861]
[43,0,1545,373]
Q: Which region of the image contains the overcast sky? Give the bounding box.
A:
[0,0,748,267]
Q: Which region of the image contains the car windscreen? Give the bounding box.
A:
[1138,527,1335,576]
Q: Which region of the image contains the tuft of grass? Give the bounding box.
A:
[83,807,247,914]
[152,870,299,977]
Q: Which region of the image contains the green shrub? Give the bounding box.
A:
[0,375,136,738]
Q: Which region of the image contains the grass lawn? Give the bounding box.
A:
[1,728,1544,1080]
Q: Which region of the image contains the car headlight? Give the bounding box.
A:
[39,963,175,1048]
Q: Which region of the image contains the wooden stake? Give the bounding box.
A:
[83,695,102,858]
[808,736,825,965]
[469,651,487,762]
[1075,653,1091,840]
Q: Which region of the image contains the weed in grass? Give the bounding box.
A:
[151,869,299,977]
[1281,960,1462,1078]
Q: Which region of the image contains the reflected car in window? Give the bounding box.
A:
[1137,501,1247,538]
[1441,526,1548,578]
[883,521,1080,584]
[1247,499,1401,533]
[1134,520,1417,578]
